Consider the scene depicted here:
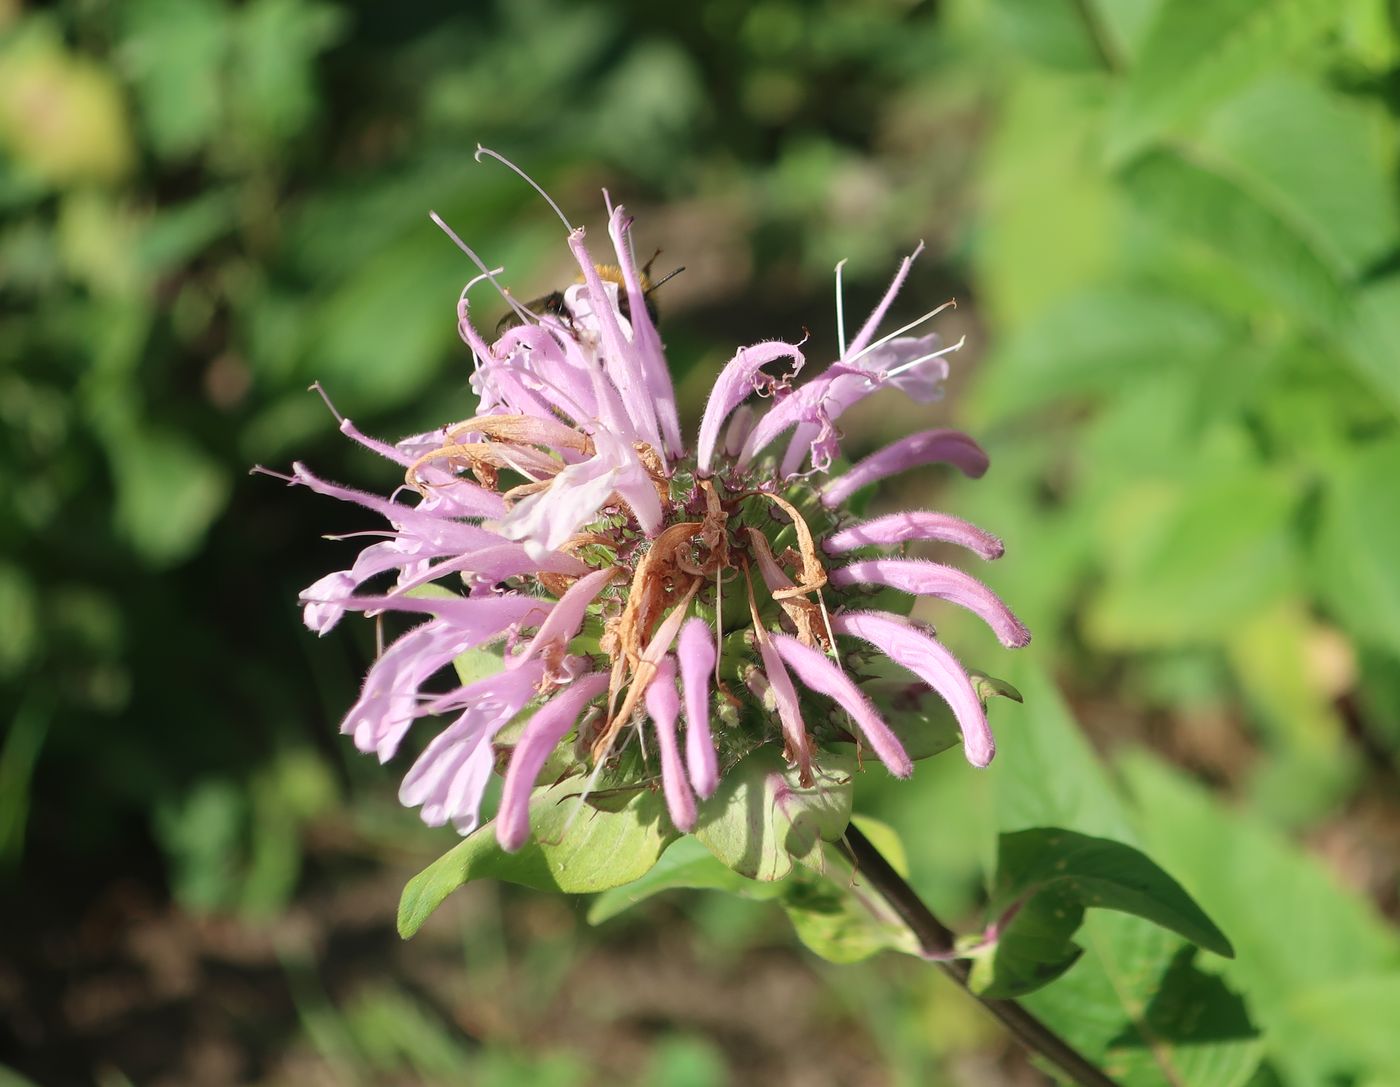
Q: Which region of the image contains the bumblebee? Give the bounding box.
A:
[495,254,682,337]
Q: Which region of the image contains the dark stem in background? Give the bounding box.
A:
[842,824,1119,1087]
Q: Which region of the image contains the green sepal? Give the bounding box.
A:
[693,746,854,881]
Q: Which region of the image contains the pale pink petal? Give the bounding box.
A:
[723,404,757,459]
[513,567,619,668]
[492,431,661,556]
[676,618,718,797]
[497,672,610,852]
[645,657,696,831]
[769,633,913,778]
[697,341,806,474]
[301,540,414,635]
[820,429,989,509]
[832,611,994,767]
[608,205,684,459]
[387,542,588,596]
[830,559,1030,648]
[755,634,813,779]
[825,511,1004,561]
[289,463,505,545]
[844,243,925,359]
[398,660,547,833]
[567,230,664,450]
[333,430,507,519]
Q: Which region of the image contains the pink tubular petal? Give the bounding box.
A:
[831,611,995,768]
[608,205,684,460]
[676,618,718,797]
[332,429,507,519]
[645,658,696,832]
[825,511,1004,561]
[844,243,925,359]
[289,464,505,545]
[820,429,989,509]
[755,635,814,779]
[769,633,913,778]
[567,230,664,450]
[513,567,619,668]
[318,591,551,638]
[397,660,547,833]
[301,540,416,634]
[830,559,1030,649]
[697,341,806,474]
[723,404,757,459]
[497,672,610,852]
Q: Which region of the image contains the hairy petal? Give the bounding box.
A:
[755,634,814,779]
[398,660,548,833]
[302,540,417,635]
[825,511,1004,561]
[844,243,925,359]
[697,341,806,474]
[831,559,1030,648]
[645,657,696,832]
[769,633,912,778]
[608,205,684,459]
[497,672,610,852]
[821,429,989,509]
[676,618,718,797]
[513,567,619,668]
[832,611,994,768]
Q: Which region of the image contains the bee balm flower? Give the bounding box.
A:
[279,177,1027,854]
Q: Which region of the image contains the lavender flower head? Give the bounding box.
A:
[279,157,1028,855]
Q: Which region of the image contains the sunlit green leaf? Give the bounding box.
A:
[398,780,675,938]
[972,828,1233,998]
[1109,0,1339,159]
[694,747,854,882]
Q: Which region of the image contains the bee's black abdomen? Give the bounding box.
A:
[494,290,568,337]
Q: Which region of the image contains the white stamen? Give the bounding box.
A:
[475,145,575,233]
[494,446,544,484]
[834,258,848,359]
[845,299,958,368]
[307,381,345,424]
[881,334,966,381]
[429,211,536,325]
[458,266,506,308]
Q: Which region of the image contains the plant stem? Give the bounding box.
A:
[842,824,1118,1087]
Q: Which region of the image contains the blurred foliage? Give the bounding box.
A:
[2,0,1399,1084]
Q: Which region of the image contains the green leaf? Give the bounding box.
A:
[1036,925,1264,1087]
[974,286,1231,422]
[119,0,228,160]
[110,427,231,566]
[976,74,1121,325]
[1122,753,1400,1084]
[1109,0,1339,160]
[1086,465,1299,648]
[693,747,854,882]
[972,828,1233,998]
[1315,437,1400,659]
[1196,77,1400,276]
[986,0,1108,70]
[1285,976,1400,1078]
[398,780,675,938]
[587,836,779,925]
[986,668,1264,1084]
[1122,148,1349,329]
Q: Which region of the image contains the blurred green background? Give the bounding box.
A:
[3,0,1399,1083]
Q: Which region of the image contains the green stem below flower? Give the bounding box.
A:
[841,823,1118,1087]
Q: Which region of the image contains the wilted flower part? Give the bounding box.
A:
[280,168,1028,851]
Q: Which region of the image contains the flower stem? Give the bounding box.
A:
[842,823,1118,1087]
